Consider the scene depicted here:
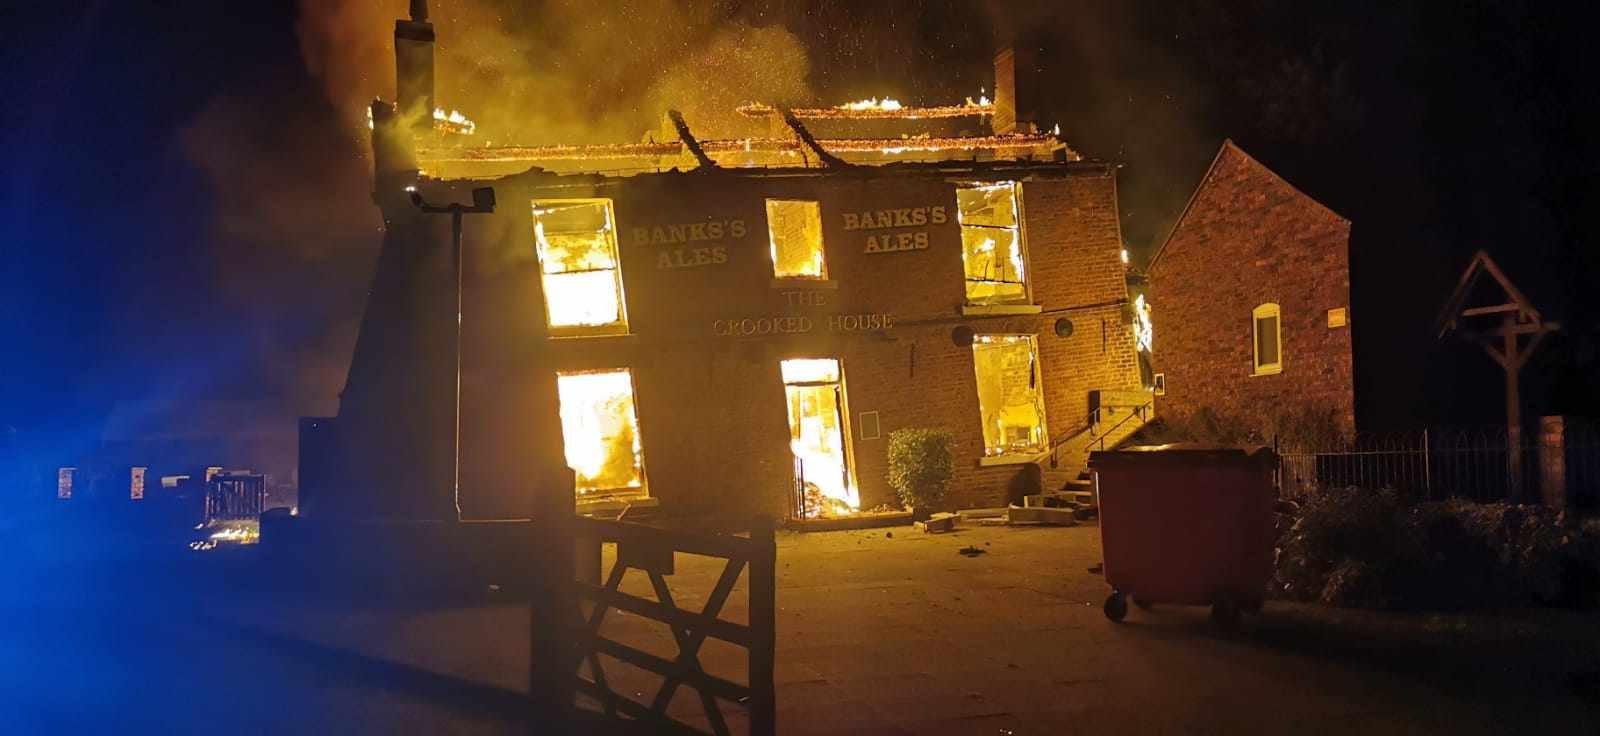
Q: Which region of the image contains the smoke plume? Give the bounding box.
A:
[297,0,815,145]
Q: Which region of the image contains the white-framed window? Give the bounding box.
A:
[766,199,827,280]
[1252,302,1282,376]
[555,368,647,498]
[972,334,1048,457]
[956,181,1029,305]
[532,199,628,336]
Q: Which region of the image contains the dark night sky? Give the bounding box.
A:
[3,1,1597,457]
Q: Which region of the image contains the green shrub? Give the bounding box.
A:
[1274,489,1597,610]
[886,428,955,510]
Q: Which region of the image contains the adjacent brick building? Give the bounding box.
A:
[1146,140,1355,441]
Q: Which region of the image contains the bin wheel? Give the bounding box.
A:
[1133,597,1154,611]
[1211,593,1241,630]
[1103,591,1128,622]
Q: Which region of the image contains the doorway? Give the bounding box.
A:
[780,358,858,519]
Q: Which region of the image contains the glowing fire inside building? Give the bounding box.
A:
[296,3,1153,526]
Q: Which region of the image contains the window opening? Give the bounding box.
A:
[766,200,827,279]
[781,358,858,518]
[957,182,1028,304]
[533,199,628,334]
[556,368,647,498]
[972,334,1049,456]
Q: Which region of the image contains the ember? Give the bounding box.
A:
[838,97,903,112]
[736,96,995,121]
[364,105,476,135]
[431,107,476,135]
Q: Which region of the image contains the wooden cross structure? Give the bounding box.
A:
[1435,250,1560,497]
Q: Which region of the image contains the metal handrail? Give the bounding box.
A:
[1038,399,1153,467]
[1089,401,1154,453]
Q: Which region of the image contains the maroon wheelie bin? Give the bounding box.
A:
[1087,444,1278,628]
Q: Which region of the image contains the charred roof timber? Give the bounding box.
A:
[666,110,717,169]
[781,109,851,169]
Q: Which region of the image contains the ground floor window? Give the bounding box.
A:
[781,358,859,517]
[972,334,1048,456]
[555,369,647,498]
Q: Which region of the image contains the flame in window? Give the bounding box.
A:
[557,369,647,496]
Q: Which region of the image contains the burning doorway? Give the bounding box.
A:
[556,369,647,501]
[781,358,859,518]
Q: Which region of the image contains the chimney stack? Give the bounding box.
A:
[993,45,1039,135]
[394,0,435,135]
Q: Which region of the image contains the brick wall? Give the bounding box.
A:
[1147,141,1355,439]
[398,163,1142,519]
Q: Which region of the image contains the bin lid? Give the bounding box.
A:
[1087,443,1277,468]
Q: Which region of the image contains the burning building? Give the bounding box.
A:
[300,3,1148,525]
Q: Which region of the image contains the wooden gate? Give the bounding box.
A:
[571,517,776,736]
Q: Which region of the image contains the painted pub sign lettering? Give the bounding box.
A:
[844,205,947,254]
[632,219,747,270]
[713,313,895,337]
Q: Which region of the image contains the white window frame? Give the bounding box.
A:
[1252,302,1283,376]
[532,198,629,337]
[971,333,1050,464]
[955,181,1032,308]
[555,367,649,499]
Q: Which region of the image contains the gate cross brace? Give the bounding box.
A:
[579,561,630,718]
[576,554,749,736]
[648,559,747,736]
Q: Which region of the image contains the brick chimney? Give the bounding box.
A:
[394,0,435,135]
[993,45,1039,135]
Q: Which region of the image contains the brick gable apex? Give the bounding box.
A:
[1147,140,1347,275]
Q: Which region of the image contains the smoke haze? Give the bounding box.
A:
[295,0,816,145]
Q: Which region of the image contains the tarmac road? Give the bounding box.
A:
[3,524,1596,734]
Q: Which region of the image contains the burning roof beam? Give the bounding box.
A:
[667,109,717,169]
[781,109,850,169]
[415,132,1067,164]
[737,99,994,121]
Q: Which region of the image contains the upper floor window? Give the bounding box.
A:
[956,181,1028,305]
[972,334,1048,457]
[766,199,827,280]
[1252,302,1282,375]
[532,199,628,335]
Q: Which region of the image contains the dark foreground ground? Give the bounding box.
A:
[3,524,1597,735]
